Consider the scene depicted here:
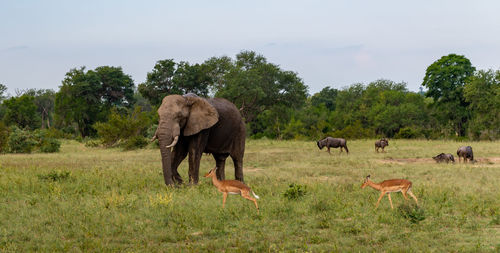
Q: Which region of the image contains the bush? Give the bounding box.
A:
[330,121,373,139]
[397,203,426,223]
[93,106,150,148]
[123,136,148,150]
[40,138,61,153]
[84,139,102,148]
[8,127,37,153]
[283,183,307,200]
[7,127,61,153]
[395,127,420,139]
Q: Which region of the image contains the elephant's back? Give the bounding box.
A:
[205,98,245,154]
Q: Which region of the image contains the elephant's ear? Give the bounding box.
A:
[183,97,219,136]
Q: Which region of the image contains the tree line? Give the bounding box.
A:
[0,51,498,151]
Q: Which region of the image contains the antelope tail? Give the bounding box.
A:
[252,191,260,199]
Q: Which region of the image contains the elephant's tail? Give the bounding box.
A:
[251,191,260,199]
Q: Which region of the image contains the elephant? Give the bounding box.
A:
[151,94,246,186]
[457,146,474,163]
[316,137,349,154]
[375,138,389,153]
[432,153,455,163]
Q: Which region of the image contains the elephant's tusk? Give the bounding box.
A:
[166,136,179,148]
[150,135,157,142]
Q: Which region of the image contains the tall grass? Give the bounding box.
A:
[0,139,499,251]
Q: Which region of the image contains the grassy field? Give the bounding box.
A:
[1,139,499,252]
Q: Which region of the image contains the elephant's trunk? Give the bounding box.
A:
[159,135,174,185]
[157,121,181,186]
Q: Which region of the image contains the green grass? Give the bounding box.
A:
[1,139,499,252]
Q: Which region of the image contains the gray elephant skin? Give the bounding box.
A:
[457,146,474,163]
[152,94,246,186]
[317,137,349,154]
[375,138,389,153]
[432,153,455,163]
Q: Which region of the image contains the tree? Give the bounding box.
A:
[2,94,41,129]
[55,66,136,137]
[0,83,7,101]
[138,59,210,106]
[216,51,308,126]
[92,66,135,108]
[23,89,55,129]
[464,69,500,139]
[421,54,475,136]
[310,86,339,111]
[201,56,233,95]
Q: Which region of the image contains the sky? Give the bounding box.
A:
[1,0,499,96]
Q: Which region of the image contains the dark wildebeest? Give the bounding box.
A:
[432,153,455,163]
[317,137,349,154]
[457,146,474,163]
[375,138,389,153]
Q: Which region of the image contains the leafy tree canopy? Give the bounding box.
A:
[55,66,135,137]
[311,86,339,111]
[421,54,475,136]
[138,59,210,106]
[2,94,40,129]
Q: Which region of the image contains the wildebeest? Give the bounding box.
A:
[432,153,455,163]
[375,138,389,153]
[317,137,349,154]
[457,146,474,163]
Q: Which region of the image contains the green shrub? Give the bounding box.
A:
[8,127,37,153]
[330,121,373,139]
[123,136,148,150]
[395,127,420,139]
[7,127,61,153]
[93,106,150,148]
[397,203,426,223]
[43,128,71,139]
[283,183,307,200]
[84,139,102,148]
[40,138,61,153]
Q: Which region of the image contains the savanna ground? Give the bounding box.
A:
[1,139,499,252]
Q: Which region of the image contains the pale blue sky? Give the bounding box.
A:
[1,0,499,95]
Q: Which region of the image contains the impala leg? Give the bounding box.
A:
[408,190,418,205]
[376,192,385,208]
[222,192,227,208]
[402,190,410,201]
[242,191,259,212]
[387,193,394,209]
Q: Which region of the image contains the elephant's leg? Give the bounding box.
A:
[230,154,244,182]
[171,144,188,184]
[188,149,203,184]
[188,134,208,184]
[213,153,229,180]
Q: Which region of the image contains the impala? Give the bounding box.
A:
[361,175,418,209]
[204,167,260,212]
